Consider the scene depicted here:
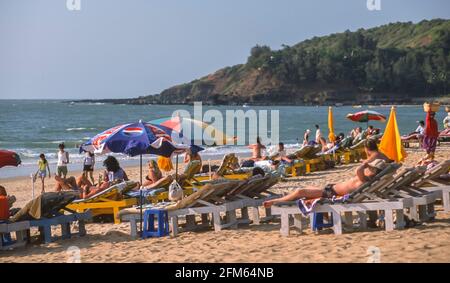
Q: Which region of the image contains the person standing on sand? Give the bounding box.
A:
[57,143,69,178]
[420,111,439,164]
[303,129,311,146]
[248,137,266,161]
[315,125,321,143]
[82,151,95,185]
[35,153,51,193]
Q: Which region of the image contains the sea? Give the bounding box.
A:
[0,100,447,178]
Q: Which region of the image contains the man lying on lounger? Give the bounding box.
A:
[263,140,390,208]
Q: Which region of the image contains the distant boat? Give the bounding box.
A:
[242,103,249,108]
[335,103,344,107]
[352,105,362,108]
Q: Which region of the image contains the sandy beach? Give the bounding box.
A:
[1,144,450,263]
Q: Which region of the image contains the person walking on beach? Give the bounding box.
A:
[420,111,439,164]
[82,151,95,185]
[315,125,322,143]
[57,143,69,178]
[303,129,311,146]
[35,153,51,193]
[248,136,266,161]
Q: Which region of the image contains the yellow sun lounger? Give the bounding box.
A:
[67,181,138,224]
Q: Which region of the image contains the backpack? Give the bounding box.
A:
[168,180,183,201]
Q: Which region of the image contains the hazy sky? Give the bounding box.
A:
[1,0,449,99]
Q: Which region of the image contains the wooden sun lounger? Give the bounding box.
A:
[67,181,138,224]
[120,180,248,237]
[377,167,438,222]
[0,221,30,250]
[28,211,92,244]
[412,160,450,213]
[271,163,406,236]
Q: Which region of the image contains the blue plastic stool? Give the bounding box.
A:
[312,213,334,231]
[142,209,169,238]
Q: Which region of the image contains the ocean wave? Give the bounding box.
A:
[66,127,97,132]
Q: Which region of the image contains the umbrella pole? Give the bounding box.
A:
[139,154,143,236]
[175,154,179,182]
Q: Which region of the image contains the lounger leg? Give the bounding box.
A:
[427,203,436,219]
[332,212,342,235]
[186,215,196,230]
[130,218,137,238]
[41,225,52,244]
[170,216,178,237]
[443,190,450,213]
[384,209,394,231]
[61,223,71,240]
[113,207,120,224]
[212,212,222,232]
[226,211,238,229]
[418,205,428,222]
[265,207,273,220]
[395,209,405,229]
[409,206,419,222]
[240,207,249,223]
[293,214,303,234]
[358,212,367,230]
[344,212,353,228]
[251,207,260,225]
[201,214,209,226]
[280,213,290,237]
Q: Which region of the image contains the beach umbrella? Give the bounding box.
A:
[379,106,407,162]
[346,110,386,124]
[150,116,236,146]
[328,106,336,143]
[0,150,21,168]
[80,121,189,235]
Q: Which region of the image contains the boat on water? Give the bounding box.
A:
[242,103,249,108]
[335,103,344,107]
[352,105,363,108]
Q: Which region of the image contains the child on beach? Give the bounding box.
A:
[82,151,95,184]
[419,111,439,165]
[35,153,51,193]
[57,143,69,178]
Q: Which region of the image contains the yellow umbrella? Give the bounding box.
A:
[379,106,407,162]
[328,106,336,142]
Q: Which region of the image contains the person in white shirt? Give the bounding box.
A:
[82,151,95,184]
[57,143,69,178]
[415,120,425,135]
[315,124,321,144]
[444,113,450,129]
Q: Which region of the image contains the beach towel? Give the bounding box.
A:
[296,194,350,217]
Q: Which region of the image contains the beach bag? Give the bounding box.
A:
[168,180,183,201]
[157,156,174,172]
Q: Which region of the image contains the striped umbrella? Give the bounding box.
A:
[346,110,386,125]
[0,150,21,168]
[150,116,236,146]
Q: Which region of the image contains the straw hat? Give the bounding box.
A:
[368,159,388,170]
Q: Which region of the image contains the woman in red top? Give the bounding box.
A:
[420,111,439,164]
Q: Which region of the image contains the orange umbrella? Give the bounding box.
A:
[379,106,407,162]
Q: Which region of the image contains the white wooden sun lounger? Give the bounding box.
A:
[270,163,406,236]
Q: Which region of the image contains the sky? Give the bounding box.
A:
[0,0,449,99]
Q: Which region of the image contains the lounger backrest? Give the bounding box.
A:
[295,146,313,159]
[72,181,137,203]
[183,160,202,178]
[347,163,401,203]
[413,160,450,187]
[215,153,235,176]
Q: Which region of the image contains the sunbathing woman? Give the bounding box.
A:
[79,156,130,199]
[142,159,162,187]
[55,175,90,192]
[263,158,388,208]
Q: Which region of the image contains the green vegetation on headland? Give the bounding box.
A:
[79,19,449,106]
